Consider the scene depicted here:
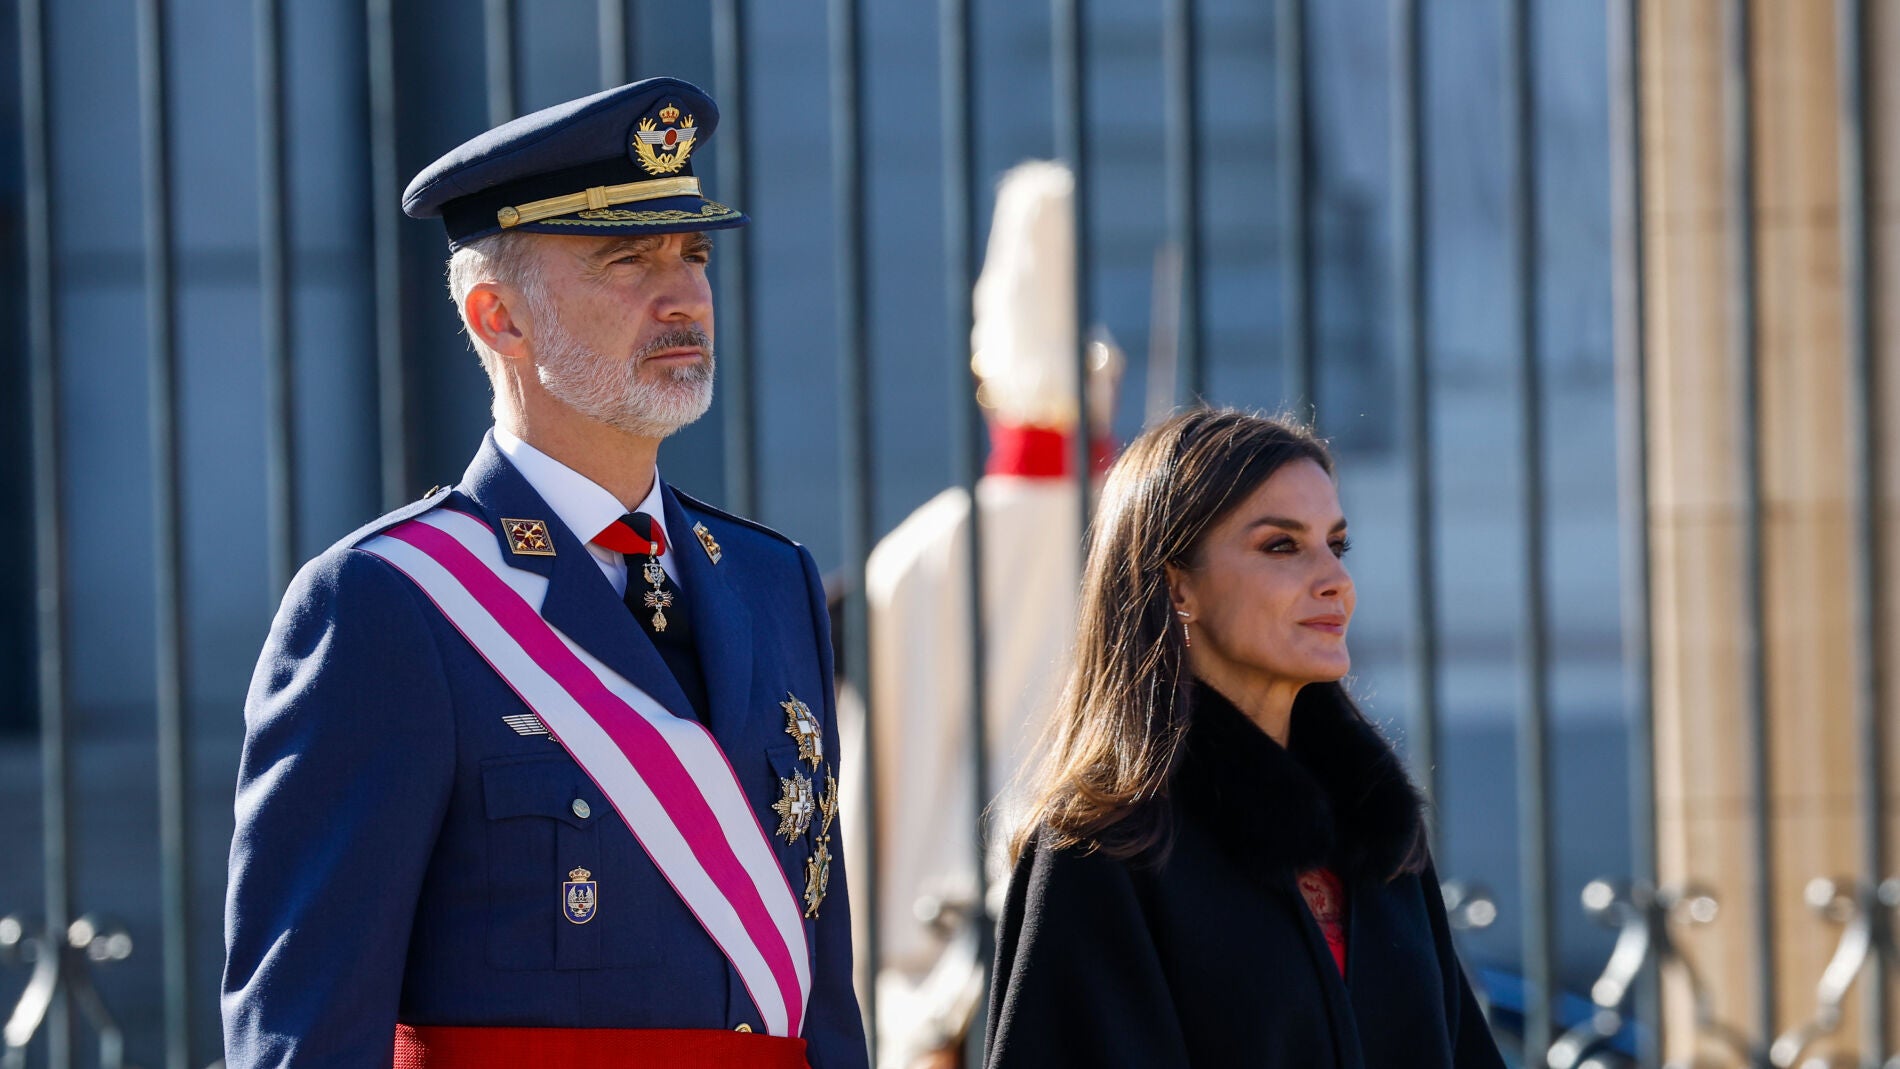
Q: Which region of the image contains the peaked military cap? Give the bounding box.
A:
[403,76,747,249]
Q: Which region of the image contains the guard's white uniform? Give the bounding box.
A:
[840,161,1121,1068]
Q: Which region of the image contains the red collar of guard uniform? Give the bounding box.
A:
[986,423,1117,479]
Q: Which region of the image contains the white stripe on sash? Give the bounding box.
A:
[361,509,811,1037]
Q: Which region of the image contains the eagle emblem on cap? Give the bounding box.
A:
[633,103,697,175]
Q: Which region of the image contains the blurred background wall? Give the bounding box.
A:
[8,1,1889,1068]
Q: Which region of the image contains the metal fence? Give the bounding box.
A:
[13,1,1900,1067]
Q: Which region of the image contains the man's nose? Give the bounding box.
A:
[653,264,713,324]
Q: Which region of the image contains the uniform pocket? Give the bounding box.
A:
[481,755,662,971]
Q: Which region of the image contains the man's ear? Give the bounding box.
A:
[465,283,530,361]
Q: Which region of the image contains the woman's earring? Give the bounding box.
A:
[1176,610,1191,648]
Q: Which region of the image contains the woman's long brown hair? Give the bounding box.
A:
[1008,407,1345,865]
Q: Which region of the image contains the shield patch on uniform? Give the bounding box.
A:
[563,867,598,925]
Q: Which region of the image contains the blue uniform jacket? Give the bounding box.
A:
[222,435,868,1068]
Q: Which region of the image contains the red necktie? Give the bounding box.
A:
[593,511,667,557]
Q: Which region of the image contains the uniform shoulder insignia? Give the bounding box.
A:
[671,489,801,550]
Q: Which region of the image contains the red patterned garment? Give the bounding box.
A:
[1296,868,1349,977]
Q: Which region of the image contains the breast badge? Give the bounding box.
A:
[502,518,556,557]
[781,694,823,769]
[563,867,598,925]
[802,839,832,919]
[771,693,834,916]
[502,712,551,737]
[818,772,838,837]
[771,770,816,842]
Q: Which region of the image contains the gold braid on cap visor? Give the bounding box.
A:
[496,176,702,228]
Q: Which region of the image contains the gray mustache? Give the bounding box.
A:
[635,326,713,361]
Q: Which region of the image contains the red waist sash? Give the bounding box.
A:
[394,1024,810,1068]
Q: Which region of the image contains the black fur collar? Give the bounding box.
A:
[1173,681,1426,885]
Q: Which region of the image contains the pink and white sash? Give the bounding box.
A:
[361,509,812,1038]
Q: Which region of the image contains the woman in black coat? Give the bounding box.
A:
[984,409,1504,1069]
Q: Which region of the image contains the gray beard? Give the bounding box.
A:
[534,319,715,440]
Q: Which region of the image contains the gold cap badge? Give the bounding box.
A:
[633,107,697,175]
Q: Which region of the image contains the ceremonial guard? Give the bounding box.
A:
[843,162,1119,1068]
[221,78,868,1069]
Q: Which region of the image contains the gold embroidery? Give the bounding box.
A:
[495,176,701,228]
[561,201,736,225]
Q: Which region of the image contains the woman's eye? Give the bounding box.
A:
[1331,538,1353,558]
[1264,537,1297,554]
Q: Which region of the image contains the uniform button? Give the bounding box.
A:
[571,798,592,819]
[734,1023,753,1033]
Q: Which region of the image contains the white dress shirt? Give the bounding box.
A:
[493,426,680,598]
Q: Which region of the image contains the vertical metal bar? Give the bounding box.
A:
[1608,0,1661,1064]
[367,0,408,509]
[1724,0,1778,1043]
[1164,0,1203,401]
[712,0,758,516]
[1391,0,1441,826]
[257,0,296,598]
[598,0,628,88]
[827,0,877,1060]
[1051,0,1091,518]
[485,0,516,125]
[1277,0,1314,421]
[1504,0,1554,1062]
[134,2,192,1066]
[940,0,990,1061]
[20,0,72,1062]
[1837,1,1888,1062]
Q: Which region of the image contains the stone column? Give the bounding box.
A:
[1641,1,1897,1063]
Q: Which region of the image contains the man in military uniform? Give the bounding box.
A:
[221,77,867,1069]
